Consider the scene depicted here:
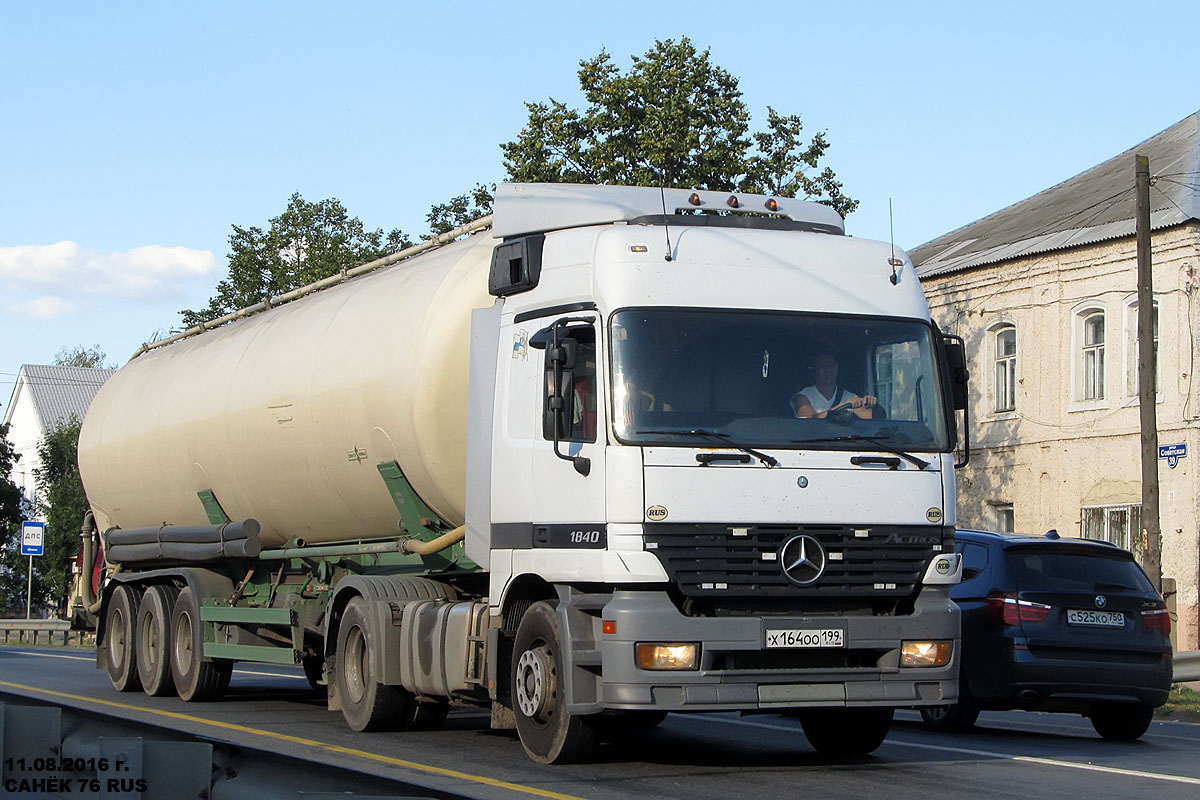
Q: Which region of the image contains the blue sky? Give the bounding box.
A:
[2,0,1198,403]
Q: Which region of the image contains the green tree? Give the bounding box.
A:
[33,419,89,611]
[0,422,36,613]
[53,344,115,369]
[181,193,414,327]
[501,37,856,216]
[426,183,495,237]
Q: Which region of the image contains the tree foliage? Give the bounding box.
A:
[426,183,495,237]
[0,422,35,613]
[181,194,414,327]
[54,344,114,370]
[502,37,857,216]
[33,419,88,609]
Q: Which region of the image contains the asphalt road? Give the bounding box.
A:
[2,645,1198,799]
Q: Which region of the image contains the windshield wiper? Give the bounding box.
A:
[791,434,931,470]
[637,429,779,468]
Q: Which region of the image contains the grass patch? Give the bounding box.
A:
[1163,684,1200,715]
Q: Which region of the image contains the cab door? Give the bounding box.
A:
[528,315,608,550]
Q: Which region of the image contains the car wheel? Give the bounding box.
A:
[799,707,893,757]
[511,601,599,763]
[919,678,980,732]
[1089,703,1154,741]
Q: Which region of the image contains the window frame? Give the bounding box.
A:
[1070,302,1108,411]
[989,322,1018,415]
[1123,296,1161,401]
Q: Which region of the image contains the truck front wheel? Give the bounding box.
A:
[335,597,413,731]
[799,707,893,757]
[511,601,598,764]
[104,584,142,692]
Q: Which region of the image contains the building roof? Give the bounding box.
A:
[2,364,115,430]
[912,111,1200,279]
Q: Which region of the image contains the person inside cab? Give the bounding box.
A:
[790,352,877,420]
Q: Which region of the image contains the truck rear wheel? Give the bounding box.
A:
[136,585,178,696]
[336,597,413,731]
[799,707,893,757]
[170,586,231,701]
[511,601,598,764]
[104,584,142,692]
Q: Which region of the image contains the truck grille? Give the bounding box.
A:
[643,523,949,601]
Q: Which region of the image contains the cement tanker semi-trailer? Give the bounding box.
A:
[79,183,968,763]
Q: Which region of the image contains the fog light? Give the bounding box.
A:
[635,643,698,670]
[900,640,952,668]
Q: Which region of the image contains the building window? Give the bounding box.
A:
[993,503,1015,533]
[993,325,1017,412]
[1125,301,1159,396]
[1082,504,1141,552]
[1081,311,1105,400]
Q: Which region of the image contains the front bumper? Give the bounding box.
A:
[589,588,960,712]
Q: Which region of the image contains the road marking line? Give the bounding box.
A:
[0,680,582,800]
[0,650,92,661]
[692,714,1200,786]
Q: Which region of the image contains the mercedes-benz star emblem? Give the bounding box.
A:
[779,534,827,586]
[1095,595,1107,609]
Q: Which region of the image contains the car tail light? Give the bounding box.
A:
[1141,607,1172,636]
[986,592,1052,626]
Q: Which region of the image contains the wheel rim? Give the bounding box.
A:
[515,644,555,720]
[109,607,127,668]
[140,607,159,667]
[344,625,368,705]
[174,609,193,670]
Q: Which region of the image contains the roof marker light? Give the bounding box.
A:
[726,195,739,209]
[688,192,702,206]
[764,198,780,212]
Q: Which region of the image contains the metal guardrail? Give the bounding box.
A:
[1175,650,1200,683]
[0,618,71,631]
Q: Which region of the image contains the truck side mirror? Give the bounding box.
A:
[944,339,969,410]
[543,324,591,476]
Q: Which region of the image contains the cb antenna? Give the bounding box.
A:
[887,197,902,285]
[660,186,674,261]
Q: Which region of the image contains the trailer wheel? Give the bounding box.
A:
[302,654,327,697]
[104,584,142,692]
[336,597,412,731]
[511,601,598,764]
[135,585,178,696]
[799,707,893,757]
[170,586,231,701]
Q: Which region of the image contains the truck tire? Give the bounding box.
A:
[135,585,178,696]
[511,601,598,764]
[1089,703,1154,740]
[799,707,893,757]
[302,654,327,697]
[336,597,413,731]
[170,586,231,701]
[104,584,142,692]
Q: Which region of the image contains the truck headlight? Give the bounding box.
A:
[635,643,699,670]
[900,640,952,668]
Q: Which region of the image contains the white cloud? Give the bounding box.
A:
[1,295,78,320]
[0,241,219,302]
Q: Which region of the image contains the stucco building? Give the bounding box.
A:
[913,111,1200,650]
[2,364,115,504]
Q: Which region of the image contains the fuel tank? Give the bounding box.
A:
[78,233,495,547]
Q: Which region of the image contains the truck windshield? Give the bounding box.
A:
[610,309,951,452]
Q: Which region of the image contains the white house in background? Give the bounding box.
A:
[2,365,116,503]
[912,111,1200,650]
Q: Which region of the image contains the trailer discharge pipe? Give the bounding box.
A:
[79,511,104,614]
[402,525,466,555]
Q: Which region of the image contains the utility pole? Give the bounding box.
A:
[1135,154,1162,592]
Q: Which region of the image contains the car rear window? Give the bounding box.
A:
[1004,546,1155,593]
